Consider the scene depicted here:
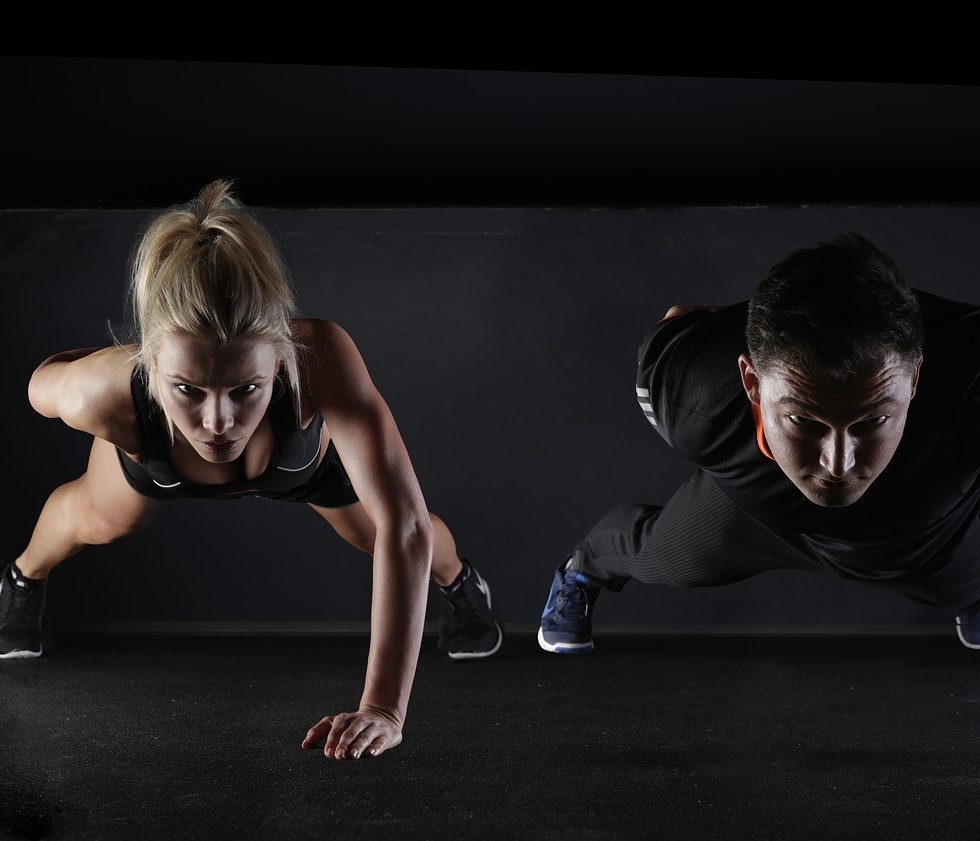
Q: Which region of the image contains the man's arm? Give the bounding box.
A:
[661,305,723,321]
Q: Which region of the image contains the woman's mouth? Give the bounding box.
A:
[202,440,237,453]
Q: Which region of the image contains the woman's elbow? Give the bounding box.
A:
[28,372,58,418]
[386,515,434,565]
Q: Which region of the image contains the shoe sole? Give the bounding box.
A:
[537,626,594,654]
[956,617,980,649]
[0,575,44,659]
[448,622,503,660]
[0,648,42,659]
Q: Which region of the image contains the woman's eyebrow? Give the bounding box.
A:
[165,373,269,386]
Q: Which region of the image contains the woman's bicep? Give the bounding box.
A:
[326,394,429,532]
[310,322,428,529]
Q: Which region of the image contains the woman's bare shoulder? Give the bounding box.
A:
[290,318,359,370]
[57,345,143,454]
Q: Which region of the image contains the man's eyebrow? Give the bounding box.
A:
[776,396,898,415]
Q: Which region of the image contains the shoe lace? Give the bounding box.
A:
[446,582,491,624]
[0,577,42,626]
[551,573,591,620]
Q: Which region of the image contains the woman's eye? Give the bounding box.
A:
[175,384,198,396]
[239,385,258,396]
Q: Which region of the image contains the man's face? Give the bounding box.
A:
[738,352,922,508]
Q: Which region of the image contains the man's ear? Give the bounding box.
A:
[910,355,923,399]
[738,353,762,405]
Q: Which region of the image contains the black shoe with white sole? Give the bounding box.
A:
[0,561,46,659]
[437,558,503,660]
[956,605,980,649]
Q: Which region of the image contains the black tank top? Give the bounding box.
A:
[127,364,324,499]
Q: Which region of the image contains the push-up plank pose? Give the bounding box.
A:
[0,181,502,760]
[539,234,980,652]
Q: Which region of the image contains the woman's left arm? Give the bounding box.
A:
[299,321,433,761]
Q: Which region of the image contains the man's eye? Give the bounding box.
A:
[787,415,816,427]
[861,416,888,428]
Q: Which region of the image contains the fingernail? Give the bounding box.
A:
[337,749,345,759]
[351,750,360,759]
[367,748,376,756]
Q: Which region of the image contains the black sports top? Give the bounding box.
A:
[118,363,324,500]
[635,288,980,576]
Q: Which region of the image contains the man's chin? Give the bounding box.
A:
[798,482,867,508]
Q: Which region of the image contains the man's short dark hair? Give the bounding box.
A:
[746,233,924,383]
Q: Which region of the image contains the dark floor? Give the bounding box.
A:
[1,633,978,841]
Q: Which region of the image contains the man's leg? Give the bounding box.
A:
[539,469,830,653]
[570,469,826,588]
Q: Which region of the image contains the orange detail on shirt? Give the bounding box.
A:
[749,401,777,461]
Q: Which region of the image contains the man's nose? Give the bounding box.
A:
[819,431,856,478]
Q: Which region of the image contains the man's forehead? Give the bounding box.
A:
[761,356,915,409]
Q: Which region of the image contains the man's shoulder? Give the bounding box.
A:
[635,302,749,458]
[914,288,980,378]
[915,287,980,330]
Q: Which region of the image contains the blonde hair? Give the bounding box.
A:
[119,179,307,445]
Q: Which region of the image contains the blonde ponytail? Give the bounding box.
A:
[120,179,306,445]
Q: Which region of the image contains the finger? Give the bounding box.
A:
[334,718,373,760]
[364,735,388,758]
[301,716,334,749]
[323,714,352,759]
[344,724,382,760]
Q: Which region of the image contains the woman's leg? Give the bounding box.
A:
[308,502,463,586]
[2,437,164,657]
[15,437,164,579]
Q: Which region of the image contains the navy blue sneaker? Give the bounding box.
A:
[956,607,980,649]
[537,557,601,654]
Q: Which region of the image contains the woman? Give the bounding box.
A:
[0,180,503,760]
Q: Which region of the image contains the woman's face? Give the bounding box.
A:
[152,333,280,462]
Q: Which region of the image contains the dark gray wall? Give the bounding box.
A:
[3,207,977,629]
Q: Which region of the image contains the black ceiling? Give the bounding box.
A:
[5,55,980,208]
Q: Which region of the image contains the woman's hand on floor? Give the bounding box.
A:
[301,708,403,760]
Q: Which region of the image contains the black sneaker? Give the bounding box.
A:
[437,558,503,660]
[0,561,46,659]
[956,604,980,649]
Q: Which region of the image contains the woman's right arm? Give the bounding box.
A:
[28,346,140,449]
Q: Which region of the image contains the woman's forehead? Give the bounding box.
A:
[154,334,278,369]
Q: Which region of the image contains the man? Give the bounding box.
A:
[539,233,980,652]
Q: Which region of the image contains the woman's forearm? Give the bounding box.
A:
[358,519,433,727]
